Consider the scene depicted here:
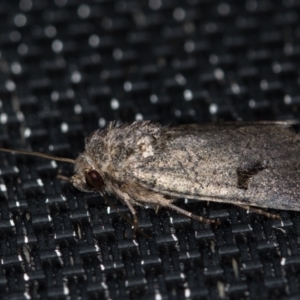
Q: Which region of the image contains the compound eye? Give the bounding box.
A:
[85,170,104,190]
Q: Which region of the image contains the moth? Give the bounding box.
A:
[0,120,299,228]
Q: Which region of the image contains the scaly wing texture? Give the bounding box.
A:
[131,124,300,211]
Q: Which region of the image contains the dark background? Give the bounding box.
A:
[0,0,300,299]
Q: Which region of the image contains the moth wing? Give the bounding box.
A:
[168,120,298,132]
[130,123,300,211]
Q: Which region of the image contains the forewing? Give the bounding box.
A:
[131,123,300,211]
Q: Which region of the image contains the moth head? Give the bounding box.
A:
[71,154,105,193]
[0,147,106,193]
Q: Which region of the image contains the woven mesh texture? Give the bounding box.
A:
[0,1,300,299]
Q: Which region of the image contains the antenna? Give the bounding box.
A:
[0,148,75,164]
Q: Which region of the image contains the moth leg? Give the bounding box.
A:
[122,197,139,234]
[57,174,72,182]
[102,194,149,238]
[236,205,281,219]
[167,203,220,224]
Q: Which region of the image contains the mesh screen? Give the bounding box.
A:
[0,1,300,299]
